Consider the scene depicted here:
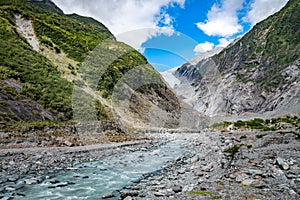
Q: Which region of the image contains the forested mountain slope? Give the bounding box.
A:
[0,0,189,131]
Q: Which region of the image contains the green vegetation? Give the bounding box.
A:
[0,0,169,126]
[262,0,300,66]
[0,1,112,121]
[188,190,213,195]
[96,50,149,98]
[234,118,269,130]
[211,116,299,132]
[71,87,109,121]
[0,0,113,62]
[0,111,18,124]
[0,0,180,134]
[0,66,19,80]
[0,14,73,119]
[94,100,109,121]
[234,116,299,131]
[78,40,164,99]
[210,121,232,129]
[25,0,63,14]
[269,115,300,126]
[240,135,247,139]
[215,0,300,91]
[256,134,267,138]
[224,144,241,157]
[14,120,63,129]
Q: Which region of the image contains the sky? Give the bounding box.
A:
[52,0,289,72]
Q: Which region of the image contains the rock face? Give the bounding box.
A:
[167,0,300,117]
[0,80,56,122]
[14,13,40,51]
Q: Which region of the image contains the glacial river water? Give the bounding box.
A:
[15,134,191,199]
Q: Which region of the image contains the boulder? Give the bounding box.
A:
[101,193,115,199]
[190,155,199,163]
[172,186,182,193]
[276,157,290,170]
[24,178,39,184]
[64,140,74,147]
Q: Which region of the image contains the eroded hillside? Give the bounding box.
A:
[171,0,300,118]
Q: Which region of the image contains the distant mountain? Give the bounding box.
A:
[172,0,300,117]
[161,47,223,88]
[0,0,196,131]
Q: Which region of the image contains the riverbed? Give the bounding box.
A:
[1,130,300,199]
[17,133,196,199]
[0,133,201,199]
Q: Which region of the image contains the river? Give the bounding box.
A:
[14,133,195,199]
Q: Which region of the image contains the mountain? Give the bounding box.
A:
[171,0,300,118]
[162,47,224,86]
[26,0,63,14]
[0,0,196,132]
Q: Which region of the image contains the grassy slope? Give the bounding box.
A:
[0,0,177,128]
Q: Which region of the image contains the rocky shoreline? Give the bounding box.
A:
[118,130,300,199]
[0,135,164,199]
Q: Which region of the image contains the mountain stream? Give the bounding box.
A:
[15,133,194,199]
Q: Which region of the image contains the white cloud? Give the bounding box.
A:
[217,38,232,47]
[52,0,185,50]
[245,0,289,25]
[117,27,175,52]
[161,13,173,26]
[194,42,214,54]
[195,0,244,37]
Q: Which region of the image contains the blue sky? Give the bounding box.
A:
[53,0,289,71]
[142,0,252,71]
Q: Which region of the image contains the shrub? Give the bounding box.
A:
[188,190,213,195]
[94,99,109,121]
[246,118,264,127]
[224,144,241,157]
[234,120,246,128]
